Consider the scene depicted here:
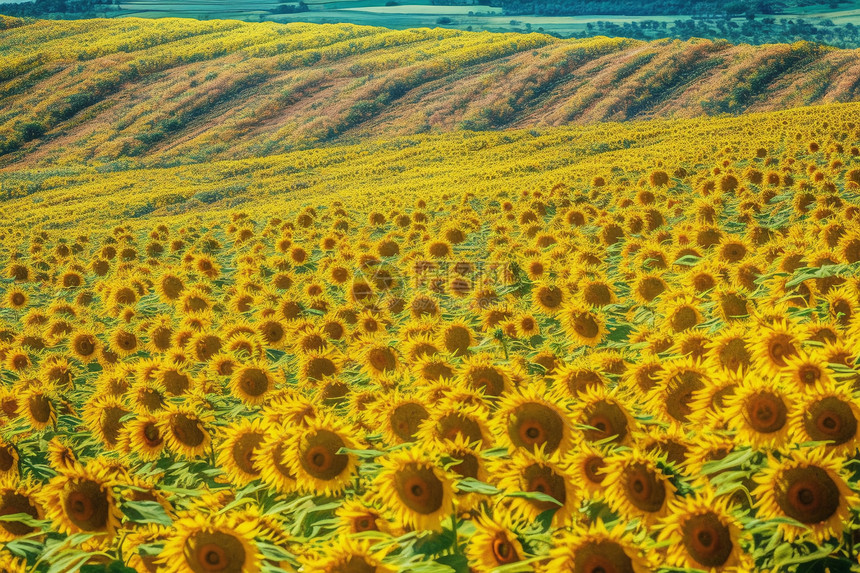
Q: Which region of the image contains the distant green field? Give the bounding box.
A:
[8,0,860,37]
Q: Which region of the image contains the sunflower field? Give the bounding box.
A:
[2,33,860,573]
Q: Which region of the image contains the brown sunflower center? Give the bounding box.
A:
[232,433,264,476]
[766,333,796,367]
[622,463,665,513]
[681,512,733,567]
[186,531,246,573]
[573,540,635,573]
[0,445,15,472]
[523,463,566,512]
[805,397,857,445]
[237,368,269,398]
[584,456,606,484]
[395,463,443,515]
[171,414,205,448]
[300,430,348,480]
[390,402,428,442]
[353,515,377,532]
[0,491,40,536]
[744,391,787,433]
[142,421,163,447]
[63,480,109,531]
[509,402,564,454]
[582,401,628,444]
[438,413,484,444]
[776,466,841,524]
[492,533,520,564]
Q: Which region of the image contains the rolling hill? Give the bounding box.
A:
[2,16,860,168]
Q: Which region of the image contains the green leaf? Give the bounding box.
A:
[505,491,562,506]
[435,554,469,573]
[337,447,387,459]
[456,478,500,495]
[121,501,172,526]
[673,254,701,266]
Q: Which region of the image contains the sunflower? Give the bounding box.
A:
[559,301,606,347]
[300,538,395,573]
[122,523,171,573]
[779,349,834,394]
[547,519,652,573]
[722,374,793,449]
[40,463,122,541]
[494,450,576,527]
[494,385,573,457]
[789,385,860,453]
[4,287,27,310]
[572,386,635,446]
[657,487,752,573]
[120,413,166,461]
[334,497,393,537]
[0,439,18,479]
[69,329,101,363]
[216,418,266,486]
[158,405,211,459]
[419,403,491,448]
[17,383,56,430]
[298,352,341,385]
[752,447,858,543]
[229,362,276,406]
[83,394,130,449]
[158,513,261,573]
[0,477,43,542]
[254,425,298,495]
[646,358,708,426]
[706,325,753,374]
[439,320,474,357]
[375,394,430,445]
[360,339,400,379]
[156,271,186,303]
[751,319,802,376]
[602,448,675,525]
[285,414,359,496]
[466,511,527,572]
[456,353,509,397]
[553,360,608,398]
[372,447,454,531]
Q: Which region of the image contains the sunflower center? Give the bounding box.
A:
[584,456,606,484]
[745,391,787,433]
[492,534,519,564]
[582,402,629,444]
[524,464,566,512]
[573,540,634,573]
[623,463,665,513]
[143,422,163,447]
[806,397,857,445]
[300,430,348,481]
[0,492,39,536]
[354,516,376,532]
[232,433,264,476]
[395,464,443,515]
[510,403,564,454]
[682,512,733,567]
[63,480,109,531]
[186,531,246,573]
[777,467,841,524]
[390,403,428,442]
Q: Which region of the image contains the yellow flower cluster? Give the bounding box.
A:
[0,99,859,571]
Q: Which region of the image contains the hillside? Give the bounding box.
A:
[3,16,860,168]
[1,91,860,571]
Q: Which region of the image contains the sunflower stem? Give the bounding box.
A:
[450,511,462,555]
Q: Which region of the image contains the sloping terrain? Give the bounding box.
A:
[2,15,860,168]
